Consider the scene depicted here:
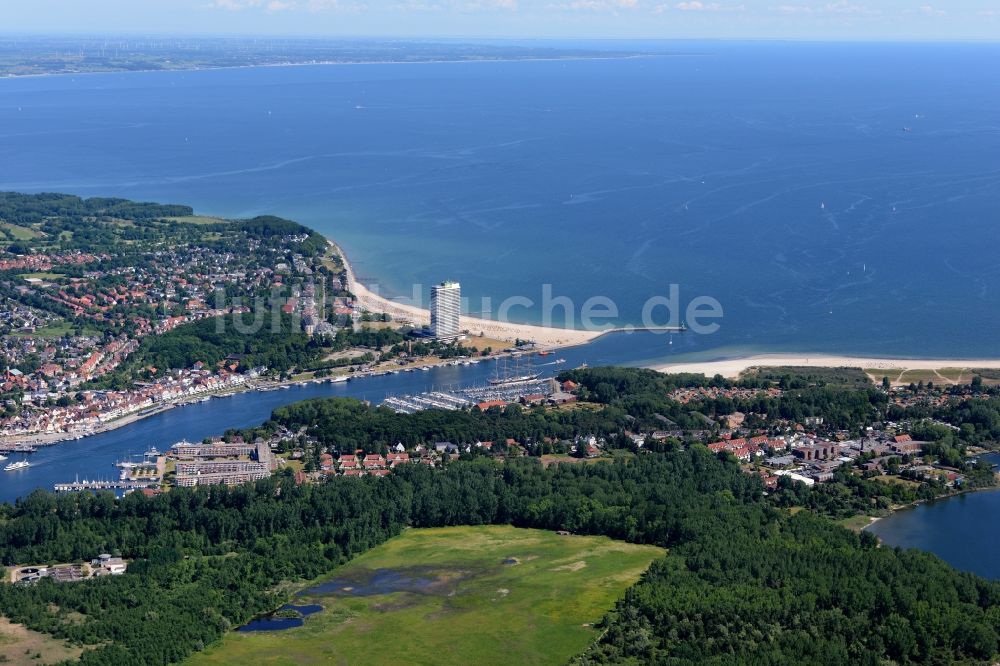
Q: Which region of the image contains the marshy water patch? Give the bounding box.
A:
[237,603,323,633]
[302,566,474,598]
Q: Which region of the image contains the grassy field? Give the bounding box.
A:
[188,526,663,666]
[750,366,872,387]
[0,616,82,665]
[539,453,630,468]
[11,321,99,339]
[462,335,514,352]
[0,221,43,240]
[865,367,999,387]
[166,215,229,225]
[837,514,879,532]
[873,475,922,489]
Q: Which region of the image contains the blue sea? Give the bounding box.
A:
[2,41,1000,363]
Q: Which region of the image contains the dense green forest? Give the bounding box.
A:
[3,368,1000,664]
[582,506,1000,665]
[0,192,326,256]
[0,192,192,228]
[2,450,998,665]
[130,312,325,377]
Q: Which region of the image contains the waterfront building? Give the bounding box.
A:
[430,281,461,339]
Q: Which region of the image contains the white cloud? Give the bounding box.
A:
[772,3,811,13]
[655,0,744,12]
[209,0,264,10]
[919,4,945,16]
[770,1,877,15]
[676,1,718,10]
[209,0,520,11]
[556,0,641,10]
[822,1,877,14]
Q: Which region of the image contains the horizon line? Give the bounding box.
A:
[1,32,1000,45]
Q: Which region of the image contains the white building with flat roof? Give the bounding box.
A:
[430,281,461,339]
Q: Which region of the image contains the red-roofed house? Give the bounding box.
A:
[891,434,922,455]
[386,452,410,467]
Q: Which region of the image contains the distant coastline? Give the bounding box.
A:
[0,53,670,81]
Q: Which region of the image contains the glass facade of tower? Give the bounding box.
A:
[430,281,461,339]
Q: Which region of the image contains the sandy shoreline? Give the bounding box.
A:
[331,240,602,349]
[655,354,1000,379]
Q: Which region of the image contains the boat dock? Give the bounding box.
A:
[53,479,159,493]
[0,445,37,454]
[383,391,473,414]
[382,378,556,414]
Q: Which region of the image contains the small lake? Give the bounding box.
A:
[238,567,462,632]
[238,604,323,633]
[866,454,1000,580]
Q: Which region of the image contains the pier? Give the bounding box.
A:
[603,324,687,334]
[54,479,159,493]
[382,379,555,414]
[0,445,37,454]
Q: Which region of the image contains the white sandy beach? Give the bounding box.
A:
[332,241,602,348]
[655,354,1000,380]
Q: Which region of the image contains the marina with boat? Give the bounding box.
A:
[381,356,564,413]
[53,478,159,493]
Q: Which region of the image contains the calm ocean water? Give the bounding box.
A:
[1,42,999,360]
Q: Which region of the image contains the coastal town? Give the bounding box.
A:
[0,194,377,445]
[0,194,584,451]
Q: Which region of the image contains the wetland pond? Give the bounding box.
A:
[237,567,470,632]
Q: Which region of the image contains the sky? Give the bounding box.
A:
[1,0,999,40]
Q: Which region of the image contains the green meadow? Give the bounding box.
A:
[188,526,664,666]
[166,215,229,225]
[0,221,43,240]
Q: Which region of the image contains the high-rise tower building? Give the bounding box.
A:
[430,281,461,339]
